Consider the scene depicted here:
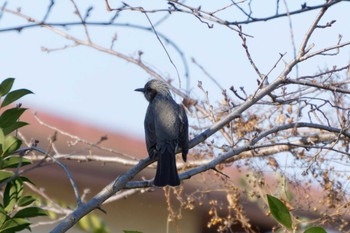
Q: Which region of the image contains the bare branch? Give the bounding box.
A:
[230,0,346,25]
[250,122,350,145]
[285,78,350,95]
[143,11,182,87]
[15,146,82,206]
[41,0,55,23]
[34,113,138,160]
[69,0,91,42]
[298,0,331,58]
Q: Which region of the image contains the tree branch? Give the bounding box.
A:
[285,77,350,95]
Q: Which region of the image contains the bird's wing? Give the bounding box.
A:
[144,104,157,158]
[178,104,189,162]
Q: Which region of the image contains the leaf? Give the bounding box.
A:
[0,78,15,97]
[0,156,31,169]
[0,170,14,183]
[1,135,21,157]
[4,179,24,212]
[0,108,27,131]
[17,196,36,207]
[0,218,30,232]
[13,207,47,218]
[267,194,293,230]
[1,89,33,108]
[0,206,7,227]
[304,226,327,233]
[19,176,35,185]
[2,122,28,136]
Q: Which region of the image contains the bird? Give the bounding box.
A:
[135,79,189,186]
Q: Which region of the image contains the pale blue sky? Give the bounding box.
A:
[0,0,349,138]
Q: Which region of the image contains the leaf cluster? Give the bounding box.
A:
[0,78,47,232]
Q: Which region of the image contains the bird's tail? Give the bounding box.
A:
[154,142,180,187]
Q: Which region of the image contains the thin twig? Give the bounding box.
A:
[15,146,83,206]
[143,11,182,88]
[70,0,91,42]
[33,113,138,160]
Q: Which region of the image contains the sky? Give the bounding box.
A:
[0,0,349,139]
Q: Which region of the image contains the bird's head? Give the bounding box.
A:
[135,79,171,102]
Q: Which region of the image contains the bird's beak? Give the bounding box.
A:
[134,88,145,93]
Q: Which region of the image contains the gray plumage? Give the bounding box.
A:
[135,79,189,186]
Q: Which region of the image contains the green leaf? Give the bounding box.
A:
[304,226,327,233]
[0,108,27,131]
[17,196,36,207]
[0,78,15,97]
[0,218,30,232]
[4,179,24,212]
[2,122,28,136]
[1,89,33,108]
[19,176,35,185]
[0,206,7,227]
[1,136,21,157]
[267,194,293,230]
[123,231,143,233]
[0,170,14,183]
[0,156,31,169]
[14,207,47,218]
